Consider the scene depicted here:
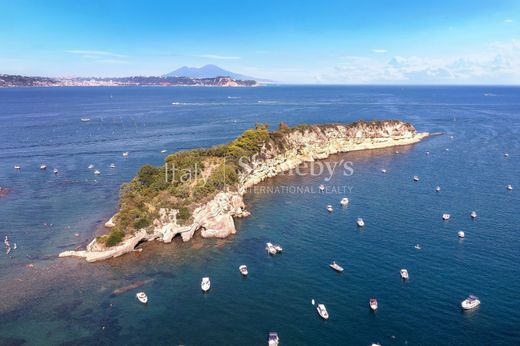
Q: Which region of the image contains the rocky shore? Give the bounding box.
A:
[60,120,429,262]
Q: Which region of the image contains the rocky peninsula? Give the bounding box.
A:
[60,120,429,262]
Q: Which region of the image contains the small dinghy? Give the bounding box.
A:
[268,332,279,346]
[94,170,101,175]
[357,218,365,227]
[312,300,329,320]
[458,231,465,238]
[14,165,21,170]
[326,205,333,212]
[400,269,409,280]
[470,211,477,219]
[340,197,349,206]
[239,265,248,276]
[319,184,325,192]
[136,292,148,304]
[201,277,211,292]
[413,175,419,182]
[414,244,422,250]
[381,168,387,173]
[442,213,451,220]
[369,298,378,311]
[507,184,513,191]
[266,242,277,255]
[122,152,129,158]
[53,168,58,175]
[273,244,283,253]
[40,164,47,170]
[109,163,116,168]
[461,295,480,310]
[88,164,94,169]
[435,186,441,192]
[329,261,344,272]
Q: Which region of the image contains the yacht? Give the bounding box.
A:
[413,175,419,182]
[136,292,148,304]
[442,213,451,220]
[381,168,387,173]
[315,302,329,320]
[369,298,378,311]
[122,152,129,158]
[400,269,409,280]
[266,242,277,255]
[507,184,513,191]
[268,332,279,346]
[340,197,349,206]
[109,163,116,168]
[94,170,101,175]
[435,186,441,192]
[273,244,283,253]
[88,164,94,169]
[239,265,248,276]
[53,168,58,175]
[14,165,21,170]
[329,261,344,272]
[470,211,477,219]
[201,277,211,292]
[461,295,480,310]
[327,205,333,213]
[40,164,47,170]
[414,244,422,250]
[458,231,465,238]
[319,184,325,192]
[357,218,365,227]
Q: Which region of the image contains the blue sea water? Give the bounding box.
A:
[0,85,519,345]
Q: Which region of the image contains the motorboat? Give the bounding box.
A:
[413,175,419,182]
[329,261,344,272]
[80,118,91,122]
[122,152,129,158]
[136,292,148,304]
[53,168,58,175]
[381,168,387,173]
[319,184,325,192]
[369,298,378,311]
[14,165,21,170]
[239,265,248,276]
[400,269,409,280]
[470,211,477,219]
[507,184,513,191]
[340,197,349,206]
[268,332,279,346]
[109,163,116,168]
[461,295,480,310]
[266,242,277,255]
[458,231,465,238]
[94,170,101,175]
[414,244,422,250]
[435,186,441,192]
[356,218,365,227]
[88,164,94,169]
[315,302,329,319]
[327,205,333,212]
[201,277,211,292]
[442,213,451,220]
[504,153,509,157]
[273,244,283,252]
[40,164,47,170]
[160,149,167,153]
[371,344,381,346]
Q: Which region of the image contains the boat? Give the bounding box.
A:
[329,261,344,272]
[319,184,325,192]
[273,244,283,252]
[201,277,211,292]
[14,165,21,170]
[371,344,381,346]
[461,295,480,310]
[470,211,477,219]
[268,332,279,346]
[88,164,94,169]
[340,197,349,206]
[80,118,91,122]
[395,150,399,154]
[136,292,148,304]
[40,164,47,170]
[435,186,441,192]
[53,168,58,175]
[507,184,513,191]
[414,244,421,250]
[315,302,329,319]
[160,149,167,153]
[426,151,430,155]
[266,242,277,255]
[239,265,248,276]
[369,298,378,311]
[458,231,465,238]
[381,168,387,173]
[400,269,409,280]
[445,148,450,151]
[413,175,419,182]
[357,218,365,227]
[504,153,509,157]
[327,205,333,212]
[94,170,101,175]
[109,163,116,168]
[122,152,129,158]
[442,213,451,220]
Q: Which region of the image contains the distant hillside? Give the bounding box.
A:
[164,64,271,82]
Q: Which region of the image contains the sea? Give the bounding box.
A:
[0,85,519,346]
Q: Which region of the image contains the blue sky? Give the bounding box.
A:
[1,0,519,84]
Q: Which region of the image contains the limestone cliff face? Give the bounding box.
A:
[60,120,428,262]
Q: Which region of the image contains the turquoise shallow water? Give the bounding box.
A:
[0,86,519,345]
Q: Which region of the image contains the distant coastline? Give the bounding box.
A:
[0,74,258,88]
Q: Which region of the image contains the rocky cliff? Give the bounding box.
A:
[60,120,428,262]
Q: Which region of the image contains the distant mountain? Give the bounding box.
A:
[164,64,271,82]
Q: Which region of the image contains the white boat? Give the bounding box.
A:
[53,168,58,175]
[94,170,101,175]
[316,303,329,319]
[319,184,325,192]
[273,244,283,252]
[458,231,465,238]
[201,277,211,292]
[381,168,387,173]
[470,211,477,219]
[426,151,430,155]
[340,197,349,206]
[40,164,47,170]
[442,213,451,220]
[329,261,344,272]
[400,269,409,280]
[413,175,419,182]
[122,152,129,158]
[507,184,513,191]
[239,265,248,276]
[461,295,480,310]
[88,164,94,169]
[504,153,509,157]
[266,242,277,255]
[445,148,450,151]
[136,292,148,304]
[80,118,91,122]
[14,165,21,170]
[268,332,279,346]
[109,163,116,168]
[414,244,422,250]
[395,150,399,154]
[371,343,381,346]
[435,186,441,192]
[160,149,167,154]
[369,298,378,311]
[357,218,365,227]
[327,205,333,212]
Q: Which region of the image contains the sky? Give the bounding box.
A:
[0,0,519,84]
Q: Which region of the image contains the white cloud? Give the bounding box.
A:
[372,49,387,53]
[504,19,514,23]
[65,50,127,58]
[195,54,241,60]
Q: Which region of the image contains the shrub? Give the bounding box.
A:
[105,228,125,247]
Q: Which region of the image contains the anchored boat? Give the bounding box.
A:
[136,292,148,304]
[239,265,248,276]
[357,218,365,227]
[329,261,344,272]
[201,277,211,292]
[268,332,279,346]
[370,298,378,311]
[461,295,480,310]
[400,269,409,280]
